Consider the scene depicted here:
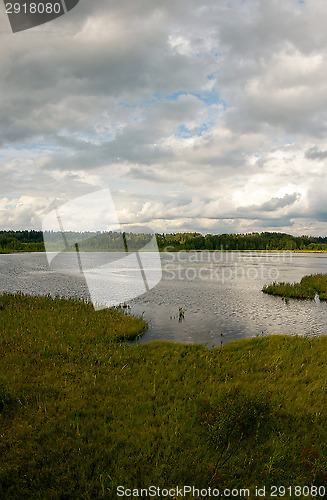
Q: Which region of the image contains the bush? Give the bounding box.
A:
[198,386,272,452]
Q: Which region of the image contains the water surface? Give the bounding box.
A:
[1,251,326,346]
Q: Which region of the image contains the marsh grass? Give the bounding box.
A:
[262,273,327,301]
[0,294,326,498]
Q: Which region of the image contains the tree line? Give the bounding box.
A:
[1,229,327,253]
[155,231,327,251]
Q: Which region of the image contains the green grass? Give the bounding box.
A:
[0,294,326,499]
[262,273,327,301]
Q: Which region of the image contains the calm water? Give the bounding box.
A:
[0,251,326,347]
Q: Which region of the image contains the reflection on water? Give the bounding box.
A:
[0,251,326,346]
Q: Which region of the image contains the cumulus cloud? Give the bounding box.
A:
[0,0,327,235]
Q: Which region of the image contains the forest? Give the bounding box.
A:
[0,229,327,253]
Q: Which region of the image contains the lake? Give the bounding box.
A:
[0,251,326,347]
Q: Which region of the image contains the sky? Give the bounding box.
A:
[0,0,327,236]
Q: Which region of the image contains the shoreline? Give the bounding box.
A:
[1,248,327,255]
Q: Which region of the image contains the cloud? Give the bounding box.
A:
[0,0,327,235]
[305,146,327,161]
[239,192,301,213]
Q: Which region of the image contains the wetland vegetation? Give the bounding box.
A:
[0,293,326,498]
[263,273,327,301]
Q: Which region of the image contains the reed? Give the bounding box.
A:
[262,273,327,300]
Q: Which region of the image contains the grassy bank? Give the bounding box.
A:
[0,294,326,499]
[262,273,327,301]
